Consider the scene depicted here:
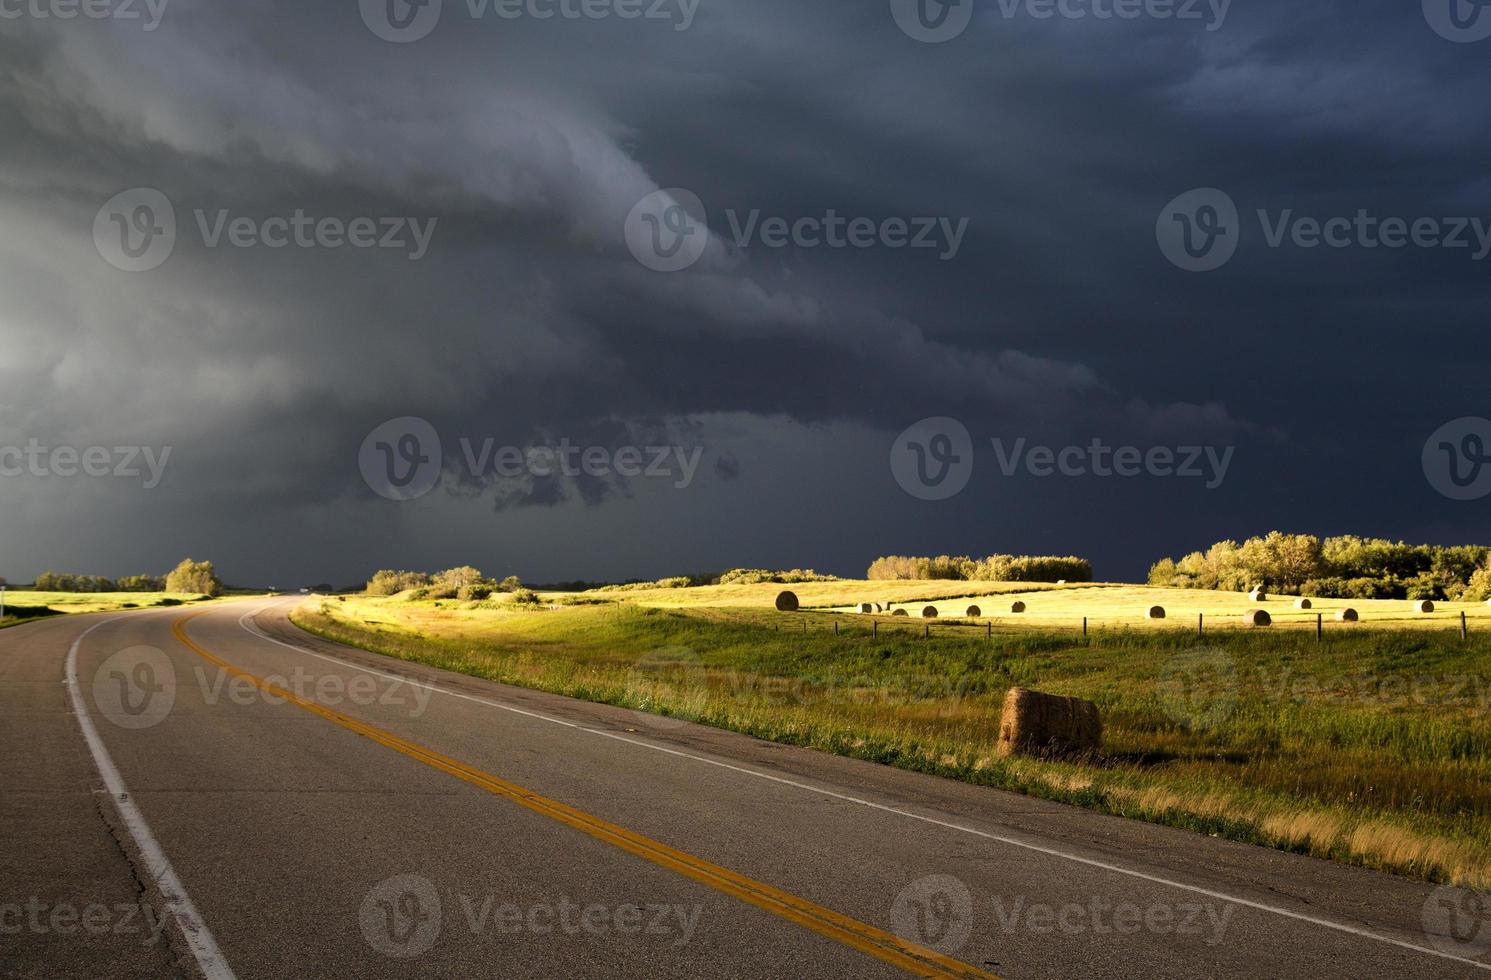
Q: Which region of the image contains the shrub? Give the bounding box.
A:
[510,588,542,606]
[164,559,222,597]
[458,583,494,601]
[367,570,432,596]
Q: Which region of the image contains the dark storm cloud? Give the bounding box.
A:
[0,0,1486,584]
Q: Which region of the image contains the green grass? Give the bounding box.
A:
[0,590,218,628]
[292,583,1491,888]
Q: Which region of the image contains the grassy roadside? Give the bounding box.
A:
[0,590,219,629]
[292,589,1491,889]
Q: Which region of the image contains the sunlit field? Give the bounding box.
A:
[0,590,215,626]
[294,581,1491,889]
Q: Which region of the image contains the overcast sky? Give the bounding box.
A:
[1,0,1488,587]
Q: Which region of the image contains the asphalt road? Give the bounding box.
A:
[2,599,1489,979]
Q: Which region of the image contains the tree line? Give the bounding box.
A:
[1149,532,1491,600]
[866,554,1093,583]
[28,558,223,597]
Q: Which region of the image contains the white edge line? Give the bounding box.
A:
[66,618,236,980]
[234,602,1489,972]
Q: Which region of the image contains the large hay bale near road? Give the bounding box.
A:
[1336,608,1359,622]
[921,606,939,619]
[1412,600,1435,614]
[1145,606,1166,620]
[1009,601,1027,614]
[892,608,909,617]
[1294,598,1312,610]
[775,591,799,612]
[966,605,982,617]
[1242,609,1272,627]
[997,688,1102,758]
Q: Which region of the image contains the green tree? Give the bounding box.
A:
[165,558,222,597]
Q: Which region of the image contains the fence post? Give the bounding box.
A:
[873,621,878,640]
[834,620,839,636]
[1083,617,1088,638]
[987,622,992,639]
[1462,611,1469,641]
[1198,613,1204,638]
[1317,613,1323,643]
[924,624,930,639]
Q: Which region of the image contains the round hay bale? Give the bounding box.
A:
[891,608,909,617]
[1294,598,1313,610]
[1242,608,1272,627]
[1248,588,1267,602]
[859,603,874,614]
[966,605,982,618]
[1009,601,1027,614]
[1146,606,1166,620]
[1336,608,1359,622]
[1412,599,1435,614]
[775,590,799,612]
[921,606,939,619]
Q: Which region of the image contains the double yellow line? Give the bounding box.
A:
[171,614,999,979]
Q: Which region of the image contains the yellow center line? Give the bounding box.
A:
[170,613,1000,979]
